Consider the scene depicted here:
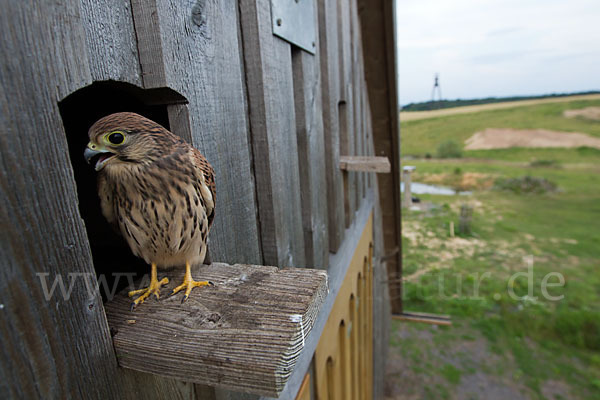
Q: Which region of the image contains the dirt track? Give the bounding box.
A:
[464,128,600,150]
[564,106,600,121]
[400,94,600,121]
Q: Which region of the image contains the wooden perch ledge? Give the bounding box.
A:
[104,263,328,397]
[339,156,391,173]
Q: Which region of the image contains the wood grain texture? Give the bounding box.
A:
[337,0,356,228]
[105,263,328,397]
[317,0,345,252]
[1,1,210,399]
[355,1,397,397]
[167,103,194,144]
[370,183,391,400]
[361,80,370,196]
[141,0,262,265]
[357,0,402,314]
[130,0,167,87]
[365,83,376,193]
[78,0,142,85]
[350,0,365,204]
[291,44,329,270]
[239,0,306,267]
[339,156,391,173]
[392,312,452,326]
[0,1,117,398]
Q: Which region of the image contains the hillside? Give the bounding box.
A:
[401,91,600,112]
[385,96,600,400]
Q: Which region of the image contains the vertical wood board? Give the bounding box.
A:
[0,2,117,398]
[291,44,329,269]
[317,0,345,252]
[337,0,356,228]
[239,0,306,267]
[357,0,402,313]
[78,0,142,85]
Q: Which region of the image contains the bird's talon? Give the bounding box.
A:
[171,262,212,301]
[127,264,167,309]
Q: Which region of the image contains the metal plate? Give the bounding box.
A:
[271,0,316,54]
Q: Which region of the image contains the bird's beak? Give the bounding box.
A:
[84,142,115,171]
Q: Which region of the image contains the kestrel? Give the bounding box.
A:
[84,112,216,309]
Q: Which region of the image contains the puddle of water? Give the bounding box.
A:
[401,182,472,196]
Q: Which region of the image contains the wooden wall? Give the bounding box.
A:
[357,0,402,316]
[0,0,394,398]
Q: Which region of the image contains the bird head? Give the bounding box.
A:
[84,112,178,172]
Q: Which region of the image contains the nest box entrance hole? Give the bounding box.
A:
[58,81,188,301]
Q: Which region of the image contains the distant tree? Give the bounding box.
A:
[400,91,600,112]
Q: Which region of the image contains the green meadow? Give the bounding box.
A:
[386,99,600,399]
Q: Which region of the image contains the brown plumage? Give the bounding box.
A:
[84,112,215,307]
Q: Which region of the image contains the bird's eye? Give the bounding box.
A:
[106,131,125,145]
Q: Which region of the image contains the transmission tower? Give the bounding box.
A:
[431,73,442,102]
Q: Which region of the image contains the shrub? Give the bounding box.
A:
[494,176,557,194]
[436,140,462,158]
[529,159,560,168]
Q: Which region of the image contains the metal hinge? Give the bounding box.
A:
[270,0,317,54]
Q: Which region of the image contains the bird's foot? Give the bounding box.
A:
[171,277,214,303]
[128,276,169,310]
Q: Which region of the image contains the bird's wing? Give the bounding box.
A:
[191,148,216,229]
[97,172,121,234]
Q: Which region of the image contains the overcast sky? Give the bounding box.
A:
[395,0,600,105]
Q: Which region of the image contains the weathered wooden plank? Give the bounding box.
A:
[355,1,398,397]
[167,103,193,144]
[339,156,391,173]
[371,183,390,400]
[350,0,366,204]
[79,0,142,85]
[138,0,262,265]
[318,0,345,252]
[356,80,368,199]
[0,2,122,399]
[392,313,452,326]
[239,0,306,267]
[339,101,353,228]
[361,79,370,195]
[337,0,357,228]
[130,0,167,87]
[2,2,211,399]
[105,263,328,397]
[291,44,329,269]
[357,0,402,315]
[365,82,376,192]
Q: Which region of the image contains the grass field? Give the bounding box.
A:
[386,99,600,399]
